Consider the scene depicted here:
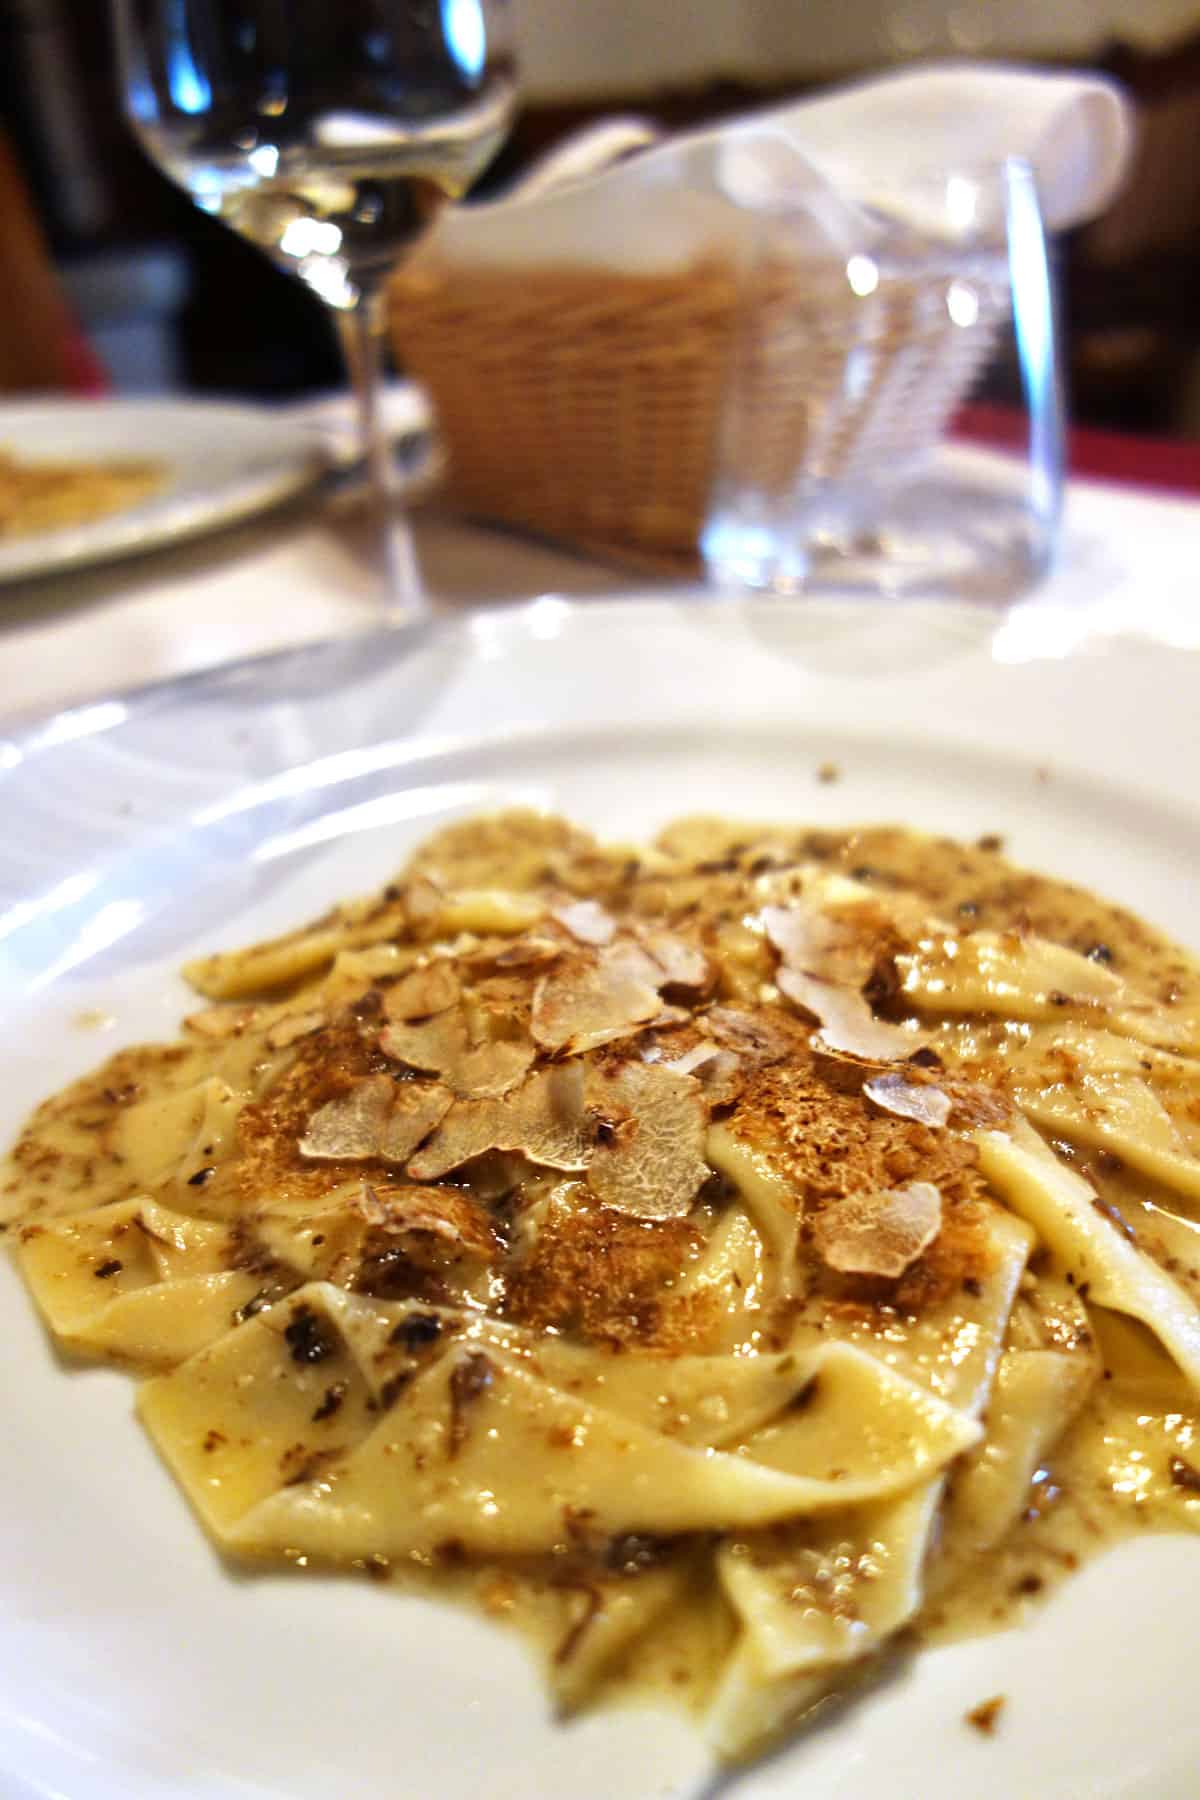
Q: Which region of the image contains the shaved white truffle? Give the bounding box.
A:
[812,1182,943,1278]
[863,1074,952,1128]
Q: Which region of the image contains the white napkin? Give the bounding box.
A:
[419,61,1133,274]
[761,62,1133,233]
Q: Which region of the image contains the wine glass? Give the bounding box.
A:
[113,0,517,619]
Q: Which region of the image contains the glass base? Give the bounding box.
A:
[703,453,1058,603]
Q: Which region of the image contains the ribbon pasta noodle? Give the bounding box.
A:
[6,810,1200,1760]
[0,448,165,537]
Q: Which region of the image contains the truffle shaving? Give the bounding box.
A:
[703,1005,798,1067]
[403,873,444,926]
[662,1043,745,1106]
[586,1061,710,1220]
[635,926,711,992]
[531,940,663,1054]
[553,901,616,946]
[761,902,843,971]
[473,936,564,973]
[407,1061,594,1179]
[377,1084,458,1162]
[184,1005,260,1039]
[811,1180,943,1278]
[299,1075,453,1163]
[863,1074,952,1128]
[777,967,923,1062]
[649,1004,693,1031]
[400,1098,502,1178]
[378,1008,469,1075]
[383,962,461,1021]
[450,1039,536,1098]
[380,1008,533,1099]
[264,1008,326,1051]
[356,1182,499,1260]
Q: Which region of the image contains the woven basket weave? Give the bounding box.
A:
[388,252,1008,558]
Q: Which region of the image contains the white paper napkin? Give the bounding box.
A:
[765,62,1134,233]
[419,61,1134,273]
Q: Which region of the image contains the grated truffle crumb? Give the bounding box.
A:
[965,1695,1006,1735]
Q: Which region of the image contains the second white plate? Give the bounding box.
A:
[0,398,330,584]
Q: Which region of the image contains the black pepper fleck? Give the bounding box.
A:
[378,1371,412,1412]
[284,1304,337,1365]
[312,1381,348,1422]
[235,1289,272,1324]
[447,1352,494,1457]
[389,1311,442,1351]
[1169,1456,1200,1493]
[788,1375,821,1413]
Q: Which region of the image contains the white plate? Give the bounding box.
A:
[0,399,328,584]
[1,594,1199,1800]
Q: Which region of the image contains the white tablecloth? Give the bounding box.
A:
[2,438,1198,735]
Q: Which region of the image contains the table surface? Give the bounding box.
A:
[2,401,1199,738]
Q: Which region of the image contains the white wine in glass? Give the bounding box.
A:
[113,0,518,616]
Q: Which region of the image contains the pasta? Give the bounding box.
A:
[0,448,165,537]
[5,809,1200,1760]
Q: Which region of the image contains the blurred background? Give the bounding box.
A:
[3,0,1200,438]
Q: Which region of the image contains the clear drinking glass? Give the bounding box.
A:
[113,0,517,618]
[702,156,1064,600]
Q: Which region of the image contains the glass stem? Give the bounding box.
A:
[337,284,425,621]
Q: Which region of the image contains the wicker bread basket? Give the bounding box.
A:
[388,258,738,555]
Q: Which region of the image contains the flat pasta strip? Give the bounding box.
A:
[674,1204,772,1355]
[296,1288,812,1442]
[115,1078,242,1193]
[707,1491,939,1759]
[730,1344,980,1489]
[525,1333,981,1488]
[139,1295,386,1534]
[304,1290,979,1489]
[143,1286,939,1557]
[182,880,425,999]
[716,1484,939,1683]
[706,1126,798,1269]
[899,930,1127,1019]
[706,1205,1032,1754]
[544,1563,694,1712]
[227,1345,888,1561]
[55,1273,266,1368]
[3,1045,233,1223]
[928,1346,1098,1599]
[16,1197,261,1365]
[1010,1029,1200,1203]
[978,1120,1200,1390]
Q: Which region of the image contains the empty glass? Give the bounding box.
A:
[701,156,1063,600]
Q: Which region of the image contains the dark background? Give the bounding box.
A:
[5,1,1200,437]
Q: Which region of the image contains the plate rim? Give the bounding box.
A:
[0,395,330,585]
